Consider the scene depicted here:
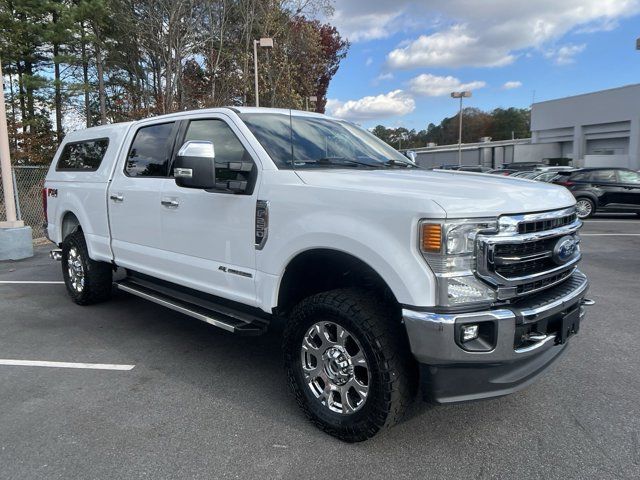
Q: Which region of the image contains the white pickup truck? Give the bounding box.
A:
[44,107,591,441]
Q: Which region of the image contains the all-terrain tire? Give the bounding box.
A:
[61,230,113,305]
[283,289,415,442]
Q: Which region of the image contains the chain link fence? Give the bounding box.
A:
[0,165,49,239]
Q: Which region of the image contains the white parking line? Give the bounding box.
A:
[0,359,135,371]
[0,281,64,284]
[584,220,640,223]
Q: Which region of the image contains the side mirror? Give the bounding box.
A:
[174,140,254,193]
[405,150,417,163]
[174,141,216,189]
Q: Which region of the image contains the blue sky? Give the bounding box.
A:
[324,0,640,130]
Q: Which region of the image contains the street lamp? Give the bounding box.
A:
[253,37,273,107]
[306,95,318,111]
[451,90,472,165]
[636,37,640,50]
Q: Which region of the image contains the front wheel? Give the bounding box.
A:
[283,289,414,442]
[575,198,595,219]
[61,230,113,305]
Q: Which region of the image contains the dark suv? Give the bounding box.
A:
[553,167,640,218]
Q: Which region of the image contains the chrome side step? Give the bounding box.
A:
[115,278,269,336]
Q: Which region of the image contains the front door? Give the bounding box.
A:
[160,115,260,306]
[616,169,640,209]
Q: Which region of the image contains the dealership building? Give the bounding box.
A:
[531,83,640,170]
[411,83,640,170]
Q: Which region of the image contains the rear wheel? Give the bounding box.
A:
[575,198,595,219]
[61,230,113,305]
[283,289,414,442]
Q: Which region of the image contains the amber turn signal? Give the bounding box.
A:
[421,223,442,253]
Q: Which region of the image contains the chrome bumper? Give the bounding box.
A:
[403,270,590,365]
[403,270,591,403]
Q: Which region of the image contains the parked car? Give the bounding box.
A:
[43,107,592,441]
[436,164,491,172]
[487,168,518,176]
[553,167,640,218]
[511,171,536,178]
[500,162,547,171]
[534,166,575,173]
[531,171,562,182]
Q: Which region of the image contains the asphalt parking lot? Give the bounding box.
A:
[1,216,639,480]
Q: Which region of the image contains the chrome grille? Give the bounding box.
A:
[476,207,582,300]
[518,212,577,234]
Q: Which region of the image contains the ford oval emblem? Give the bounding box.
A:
[553,235,578,265]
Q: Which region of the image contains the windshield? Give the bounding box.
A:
[239,112,414,169]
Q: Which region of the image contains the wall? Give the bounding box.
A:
[531,84,640,169]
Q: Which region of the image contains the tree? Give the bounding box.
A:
[1,0,349,165]
[371,107,532,149]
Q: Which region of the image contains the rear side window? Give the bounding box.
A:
[126,122,176,177]
[590,170,617,182]
[568,172,590,181]
[56,139,109,171]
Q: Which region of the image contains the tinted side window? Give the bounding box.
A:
[568,172,590,181]
[618,170,640,184]
[126,122,175,177]
[590,170,617,182]
[183,119,249,164]
[56,139,109,171]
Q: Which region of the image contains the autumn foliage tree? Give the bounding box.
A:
[0,0,348,165]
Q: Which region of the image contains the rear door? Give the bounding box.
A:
[107,121,179,274]
[615,169,640,209]
[586,169,620,207]
[159,115,260,306]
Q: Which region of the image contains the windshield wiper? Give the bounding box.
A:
[384,159,417,168]
[299,157,384,168]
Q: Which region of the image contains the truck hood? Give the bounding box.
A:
[296,169,576,217]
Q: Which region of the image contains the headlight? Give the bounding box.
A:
[419,219,497,307]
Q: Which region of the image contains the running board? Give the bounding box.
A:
[115,278,269,336]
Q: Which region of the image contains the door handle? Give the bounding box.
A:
[161,199,179,208]
[110,194,124,202]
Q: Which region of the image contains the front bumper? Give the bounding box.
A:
[403,270,590,404]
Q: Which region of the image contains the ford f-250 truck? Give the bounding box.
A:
[44,107,592,441]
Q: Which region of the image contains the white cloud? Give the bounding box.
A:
[502,81,523,90]
[388,25,515,69]
[365,57,373,67]
[327,90,415,121]
[545,43,586,65]
[408,73,486,96]
[375,72,394,82]
[329,0,640,67]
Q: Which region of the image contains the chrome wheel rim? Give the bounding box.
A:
[67,247,85,293]
[576,199,592,219]
[300,321,370,415]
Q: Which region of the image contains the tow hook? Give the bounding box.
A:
[581,298,595,306]
[49,249,62,261]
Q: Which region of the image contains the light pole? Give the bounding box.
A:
[253,37,273,107]
[451,90,472,165]
[306,95,317,111]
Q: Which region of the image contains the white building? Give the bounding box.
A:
[531,83,640,170]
